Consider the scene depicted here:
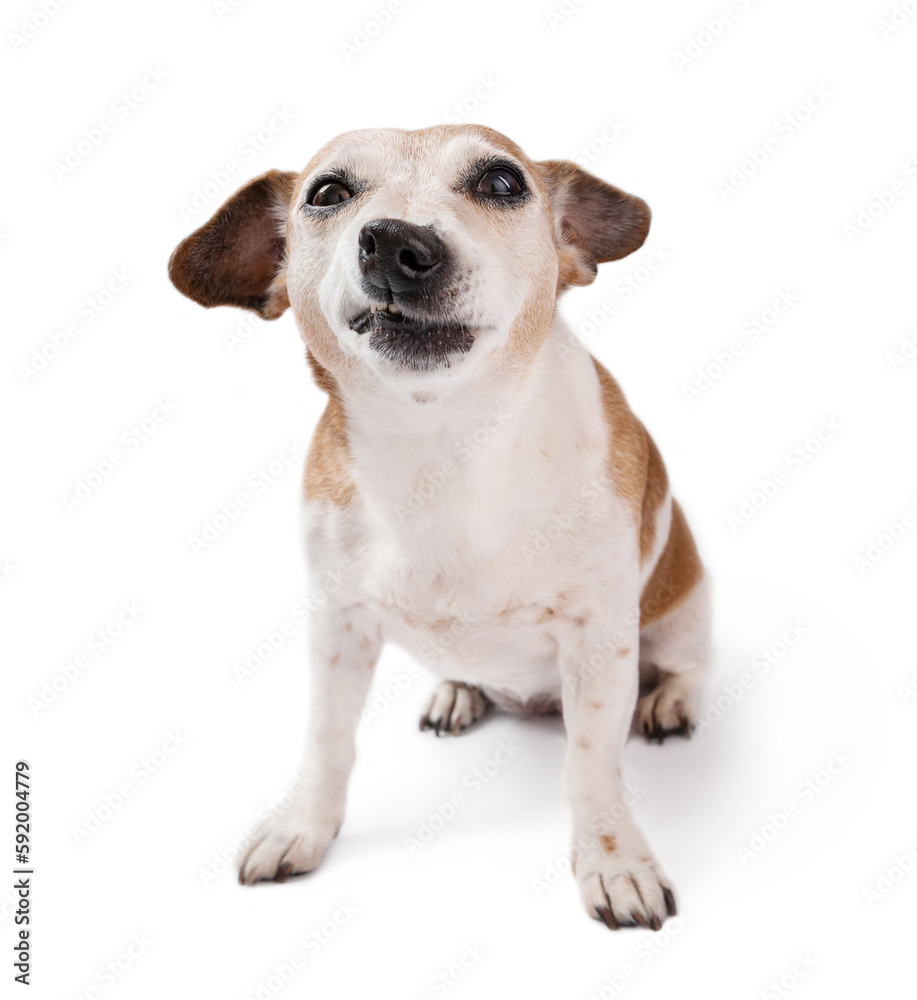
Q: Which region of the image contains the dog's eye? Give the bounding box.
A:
[309,181,353,207]
[477,166,523,196]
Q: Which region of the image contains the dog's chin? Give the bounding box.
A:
[348,307,476,374]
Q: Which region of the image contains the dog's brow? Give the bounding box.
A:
[457,139,521,163]
[300,163,363,200]
[458,145,528,178]
[306,162,352,182]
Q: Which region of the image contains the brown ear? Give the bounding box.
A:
[537,160,651,287]
[168,169,299,319]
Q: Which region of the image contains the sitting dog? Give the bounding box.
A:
[169,125,710,931]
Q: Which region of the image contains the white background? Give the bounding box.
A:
[3,0,917,996]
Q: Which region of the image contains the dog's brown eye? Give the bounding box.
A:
[310,181,353,207]
[477,166,523,196]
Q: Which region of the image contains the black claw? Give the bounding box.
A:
[648,912,662,931]
[645,720,693,744]
[632,911,649,930]
[663,887,677,916]
[595,905,619,930]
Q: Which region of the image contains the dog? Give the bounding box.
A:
[169,125,710,931]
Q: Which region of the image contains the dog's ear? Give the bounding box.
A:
[168,169,299,319]
[537,160,651,288]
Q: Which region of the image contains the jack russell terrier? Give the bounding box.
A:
[169,125,710,931]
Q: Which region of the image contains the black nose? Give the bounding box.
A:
[358,219,447,296]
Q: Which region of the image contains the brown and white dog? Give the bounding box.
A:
[169,125,710,931]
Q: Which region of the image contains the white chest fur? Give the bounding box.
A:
[305,322,641,706]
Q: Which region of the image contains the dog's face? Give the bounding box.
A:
[170,125,650,392]
[288,126,562,384]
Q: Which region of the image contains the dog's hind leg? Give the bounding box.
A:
[420,680,491,736]
[635,573,712,743]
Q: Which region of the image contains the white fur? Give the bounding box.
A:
[234,128,710,930]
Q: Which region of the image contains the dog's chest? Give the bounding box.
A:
[372,595,564,703]
[309,344,635,700]
[350,445,623,700]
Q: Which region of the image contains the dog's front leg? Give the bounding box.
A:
[239,601,382,884]
[558,604,677,930]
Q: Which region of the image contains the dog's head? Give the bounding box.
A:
[169,125,650,392]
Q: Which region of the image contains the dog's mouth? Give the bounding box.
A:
[348,303,475,372]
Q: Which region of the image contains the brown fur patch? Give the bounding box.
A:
[504,281,557,368]
[303,392,355,507]
[600,835,617,853]
[640,500,703,626]
[302,348,355,507]
[538,160,651,285]
[168,170,297,318]
[592,358,669,563]
[577,737,592,750]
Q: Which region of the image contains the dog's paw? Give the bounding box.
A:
[238,814,336,886]
[578,851,677,931]
[419,680,489,736]
[636,680,696,743]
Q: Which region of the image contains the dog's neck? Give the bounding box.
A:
[334,317,604,537]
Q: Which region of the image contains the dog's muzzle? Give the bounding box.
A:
[358,219,448,298]
[350,218,474,371]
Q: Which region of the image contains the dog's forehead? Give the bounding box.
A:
[300,125,533,181]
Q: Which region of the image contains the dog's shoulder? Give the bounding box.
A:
[590,355,668,564]
[303,353,355,508]
[589,354,704,623]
